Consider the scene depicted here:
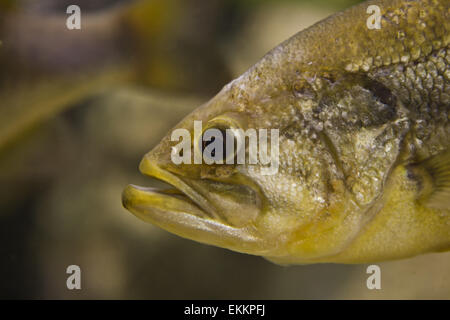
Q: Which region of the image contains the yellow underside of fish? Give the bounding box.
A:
[268,165,450,264]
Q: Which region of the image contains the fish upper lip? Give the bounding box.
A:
[137,156,220,220]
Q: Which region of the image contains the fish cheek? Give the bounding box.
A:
[188,177,261,228]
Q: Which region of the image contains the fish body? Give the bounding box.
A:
[123,0,450,264]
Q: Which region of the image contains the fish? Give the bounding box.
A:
[122,0,450,264]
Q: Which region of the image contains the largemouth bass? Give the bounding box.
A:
[122,0,450,264]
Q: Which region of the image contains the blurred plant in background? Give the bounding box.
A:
[0,0,449,299]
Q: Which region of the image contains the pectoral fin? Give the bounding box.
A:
[410,150,450,210]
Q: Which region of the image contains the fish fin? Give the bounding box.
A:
[410,150,450,210]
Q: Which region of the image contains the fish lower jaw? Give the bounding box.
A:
[121,183,272,255]
[122,184,210,219]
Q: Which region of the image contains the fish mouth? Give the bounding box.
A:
[124,157,217,219]
[122,156,265,252]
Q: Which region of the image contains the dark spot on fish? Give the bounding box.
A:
[363,79,397,107]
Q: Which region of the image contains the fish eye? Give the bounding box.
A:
[196,113,246,164]
[199,126,237,164]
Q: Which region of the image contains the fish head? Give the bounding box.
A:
[122,78,294,257]
[122,46,407,263]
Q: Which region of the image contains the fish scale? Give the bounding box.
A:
[369,46,450,160]
[371,49,449,119]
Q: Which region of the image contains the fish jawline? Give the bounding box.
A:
[122,184,209,219]
[122,184,266,254]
